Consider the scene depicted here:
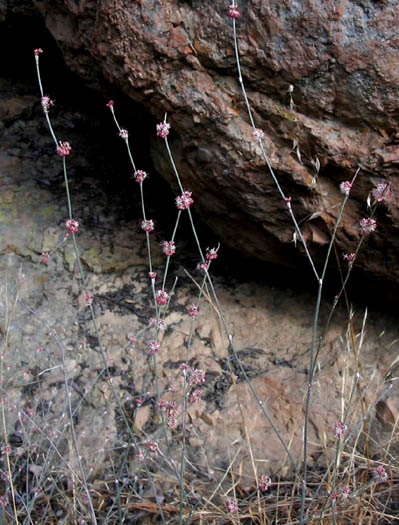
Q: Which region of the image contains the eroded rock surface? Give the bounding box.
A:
[21,0,399,285]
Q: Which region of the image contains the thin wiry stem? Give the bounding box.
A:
[300,168,360,520]
[107,106,189,507]
[161,128,298,474]
[36,55,166,524]
[231,14,319,282]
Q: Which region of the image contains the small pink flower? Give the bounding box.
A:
[334,421,347,438]
[200,261,209,272]
[168,401,177,411]
[167,415,177,429]
[176,191,194,210]
[41,96,54,112]
[187,304,199,317]
[158,400,169,409]
[190,389,202,403]
[85,293,93,306]
[149,318,167,330]
[359,217,377,235]
[134,170,148,183]
[341,486,351,499]
[375,465,388,481]
[136,397,143,406]
[156,289,170,305]
[258,474,271,492]
[56,141,71,156]
[149,271,157,280]
[372,182,390,202]
[128,335,137,344]
[66,219,79,233]
[156,122,170,138]
[148,340,160,355]
[144,440,158,455]
[340,181,352,196]
[228,4,241,17]
[179,363,189,371]
[190,369,205,385]
[206,247,218,260]
[226,497,238,513]
[106,100,114,108]
[343,252,355,263]
[141,219,154,233]
[161,240,176,256]
[284,196,292,202]
[252,128,264,139]
[119,128,128,139]
[34,48,43,57]
[41,251,49,264]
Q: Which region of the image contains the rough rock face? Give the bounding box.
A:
[26,0,399,283]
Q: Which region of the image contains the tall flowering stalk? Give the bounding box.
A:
[35,53,167,524]
[225,3,389,521]
[106,103,190,515]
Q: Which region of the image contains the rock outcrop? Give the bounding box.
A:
[18,1,399,282]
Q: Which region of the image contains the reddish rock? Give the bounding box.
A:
[30,0,399,281]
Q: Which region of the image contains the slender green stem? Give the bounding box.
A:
[162,126,298,474]
[36,55,166,524]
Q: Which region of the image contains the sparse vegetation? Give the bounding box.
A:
[0,3,398,524]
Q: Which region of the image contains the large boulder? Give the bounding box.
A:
[25,0,399,283]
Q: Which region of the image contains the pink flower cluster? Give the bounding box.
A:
[106,100,114,108]
[161,240,176,256]
[56,141,71,156]
[158,400,179,429]
[149,318,167,331]
[41,251,49,264]
[41,96,54,112]
[134,170,147,183]
[141,219,154,232]
[156,122,170,138]
[66,219,79,233]
[190,368,206,385]
[372,182,390,202]
[119,129,128,140]
[343,252,355,263]
[148,340,160,355]
[200,261,209,272]
[187,304,198,317]
[226,497,238,513]
[156,289,170,305]
[252,128,264,139]
[85,293,93,306]
[331,486,351,501]
[190,389,202,403]
[34,48,43,57]
[334,421,347,438]
[228,4,241,18]
[143,440,158,455]
[176,191,194,210]
[258,474,271,491]
[359,217,377,235]
[340,181,352,196]
[375,465,388,481]
[206,247,218,260]
[341,486,351,499]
